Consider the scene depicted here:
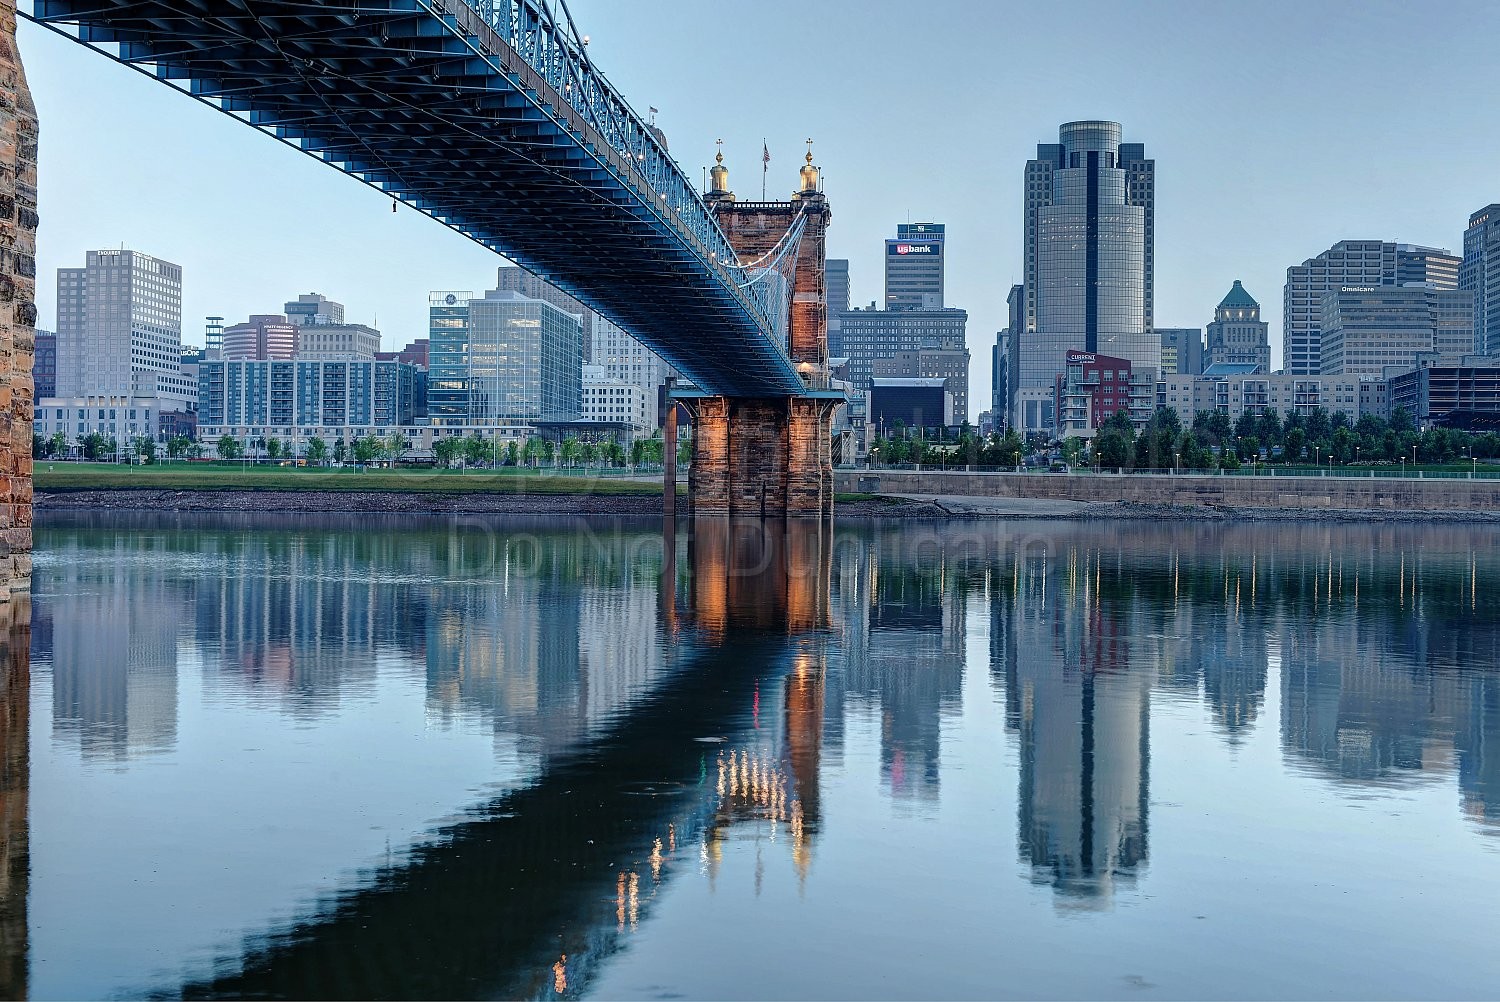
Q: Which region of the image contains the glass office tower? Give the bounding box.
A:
[1015,122,1155,432]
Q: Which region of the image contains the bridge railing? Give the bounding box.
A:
[439,0,794,347]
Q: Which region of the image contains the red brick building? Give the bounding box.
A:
[1054,350,1154,438]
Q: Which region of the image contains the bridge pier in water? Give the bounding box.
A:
[681,395,839,518]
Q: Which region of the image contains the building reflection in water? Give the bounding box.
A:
[38,543,183,758]
[996,536,1149,907]
[23,514,1500,995]
[837,527,966,803]
[987,522,1500,909]
[1272,529,1500,827]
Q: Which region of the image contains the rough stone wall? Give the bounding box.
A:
[687,396,731,516]
[786,397,835,518]
[725,398,788,516]
[835,470,1500,514]
[0,4,33,592]
[689,395,836,518]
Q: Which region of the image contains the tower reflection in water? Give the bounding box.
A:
[996,537,1149,906]
[0,589,28,1001]
[686,517,832,887]
[18,515,1500,997]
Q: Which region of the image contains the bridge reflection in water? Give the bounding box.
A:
[175,516,834,1000]
[10,517,1500,998]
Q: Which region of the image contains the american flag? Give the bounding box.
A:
[762,141,770,168]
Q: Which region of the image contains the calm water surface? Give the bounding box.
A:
[5,512,1500,999]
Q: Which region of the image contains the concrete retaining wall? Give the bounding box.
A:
[835,470,1500,514]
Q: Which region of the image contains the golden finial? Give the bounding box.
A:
[709,139,730,195]
[798,138,819,193]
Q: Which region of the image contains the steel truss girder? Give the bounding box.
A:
[26,0,809,396]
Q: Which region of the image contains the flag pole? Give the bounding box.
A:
[762,139,768,200]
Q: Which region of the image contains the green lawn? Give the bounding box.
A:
[35,461,663,495]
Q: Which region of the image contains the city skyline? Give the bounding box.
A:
[21,1,1500,414]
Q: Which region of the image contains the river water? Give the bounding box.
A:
[6,512,1500,999]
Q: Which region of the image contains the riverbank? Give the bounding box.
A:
[33,487,1500,521]
[34,463,659,495]
[841,469,1500,520]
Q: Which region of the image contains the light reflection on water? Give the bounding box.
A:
[2,512,1498,999]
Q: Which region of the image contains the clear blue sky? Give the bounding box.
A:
[22,0,1500,407]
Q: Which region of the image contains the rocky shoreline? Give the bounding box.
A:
[32,487,1500,523]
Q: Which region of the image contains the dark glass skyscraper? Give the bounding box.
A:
[1015,122,1154,432]
[1462,205,1500,355]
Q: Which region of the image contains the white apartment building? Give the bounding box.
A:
[581,364,653,433]
[590,316,669,424]
[1157,372,1365,425]
[294,322,381,360]
[36,395,190,444]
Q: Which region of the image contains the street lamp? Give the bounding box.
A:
[1412,443,1418,472]
[1174,451,1180,474]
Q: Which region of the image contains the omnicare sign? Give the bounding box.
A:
[888,242,939,255]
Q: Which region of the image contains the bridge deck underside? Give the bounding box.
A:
[30,0,805,396]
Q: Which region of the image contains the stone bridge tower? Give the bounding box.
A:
[0,4,34,595]
[684,145,841,518]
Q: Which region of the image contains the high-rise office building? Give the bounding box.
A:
[283,293,344,327]
[426,287,583,427]
[493,265,595,361]
[1158,328,1204,375]
[1397,246,1461,289]
[1462,205,1500,354]
[837,304,969,422]
[1017,121,1155,432]
[55,249,185,398]
[1203,280,1270,372]
[33,329,55,399]
[884,222,944,311]
[427,291,472,424]
[222,314,299,360]
[294,323,381,360]
[826,258,851,354]
[1282,241,1459,374]
[1001,284,1023,429]
[992,330,1008,425]
[1319,285,1474,377]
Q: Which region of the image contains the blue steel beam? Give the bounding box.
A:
[26,0,809,397]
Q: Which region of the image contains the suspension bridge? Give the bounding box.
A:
[13,0,842,515]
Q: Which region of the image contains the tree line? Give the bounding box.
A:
[1090,406,1500,471]
[869,407,1500,471]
